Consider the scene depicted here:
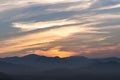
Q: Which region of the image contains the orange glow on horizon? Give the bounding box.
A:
[29,47,75,58]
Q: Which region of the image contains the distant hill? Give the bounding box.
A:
[0,54,91,67]
[0,54,120,80]
[1,54,120,65]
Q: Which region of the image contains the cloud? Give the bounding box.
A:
[95,4,120,10]
[0,0,92,5]
[80,44,120,58]
[0,0,92,12]
[12,19,79,31]
[46,0,96,12]
[72,13,120,24]
[0,0,120,58]
[0,25,83,54]
[85,36,111,42]
[0,24,104,56]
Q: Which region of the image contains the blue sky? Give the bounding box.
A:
[0,0,120,58]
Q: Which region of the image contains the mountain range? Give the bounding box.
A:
[0,54,120,80]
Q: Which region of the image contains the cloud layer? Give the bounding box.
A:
[0,0,120,58]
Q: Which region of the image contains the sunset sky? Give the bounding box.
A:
[0,0,120,58]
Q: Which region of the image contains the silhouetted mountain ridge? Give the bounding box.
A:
[0,54,120,65]
[0,54,120,80]
[0,54,87,63]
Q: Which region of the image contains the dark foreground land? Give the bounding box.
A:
[0,54,120,80]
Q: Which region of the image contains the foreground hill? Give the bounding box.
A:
[0,54,120,80]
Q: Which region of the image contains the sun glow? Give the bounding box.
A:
[30,47,75,58]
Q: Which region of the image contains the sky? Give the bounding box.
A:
[0,0,120,58]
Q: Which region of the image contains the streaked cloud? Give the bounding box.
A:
[81,44,120,58]
[96,4,120,10]
[0,0,120,58]
[85,36,111,42]
[12,19,79,31]
[0,25,84,53]
[0,0,92,12]
[46,0,96,12]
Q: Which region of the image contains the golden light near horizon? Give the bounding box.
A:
[28,46,75,58]
[0,24,95,55]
